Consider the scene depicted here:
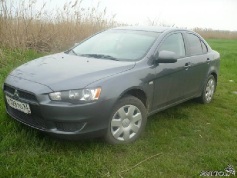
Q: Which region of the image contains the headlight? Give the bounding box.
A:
[49,88,101,102]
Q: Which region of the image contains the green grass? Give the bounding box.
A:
[0,40,237,177]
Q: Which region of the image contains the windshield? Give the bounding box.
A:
[71,30,160,61]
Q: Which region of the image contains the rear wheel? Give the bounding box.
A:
[104,96,147,144]
[199,75,216,104]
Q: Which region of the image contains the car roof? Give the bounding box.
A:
[112,26,182,33]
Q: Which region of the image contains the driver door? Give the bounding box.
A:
[152,32,191,110]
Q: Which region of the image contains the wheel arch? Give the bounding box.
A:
[118,87,148,109]
[210,71,218,84]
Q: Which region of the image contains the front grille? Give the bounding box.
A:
[4,85,15,94]
[7,105,47,130]
[55,122,85,132]
[4,85,37,102]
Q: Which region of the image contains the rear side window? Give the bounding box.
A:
[201,40,208,53]
[159,33,185,58]
[186,33,203,55]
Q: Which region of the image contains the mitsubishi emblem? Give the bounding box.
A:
[13,89,19,99]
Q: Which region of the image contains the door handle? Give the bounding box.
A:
[184,62,191,68]
[207,58,210,64]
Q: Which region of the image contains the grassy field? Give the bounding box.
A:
[0,39,237,177]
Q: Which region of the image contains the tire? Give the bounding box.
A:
[199,75,216,104]
[104,95,147,144]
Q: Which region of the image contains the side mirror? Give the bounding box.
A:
[156,50,178,63]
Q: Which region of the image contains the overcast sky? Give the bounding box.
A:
[104,0,237,31]
[33,0,237,31]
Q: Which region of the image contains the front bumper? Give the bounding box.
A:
[3,82,114,139]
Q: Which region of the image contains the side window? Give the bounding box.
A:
[201,40,208,53]
[186,33,203,55]
[159,33,185,58]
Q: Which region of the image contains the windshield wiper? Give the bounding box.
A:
[70,49,78,56]
[79,54,119,61]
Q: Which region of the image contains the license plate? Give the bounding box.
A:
[6,95,31,114]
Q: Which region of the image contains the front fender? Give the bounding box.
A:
[87,64,156,112]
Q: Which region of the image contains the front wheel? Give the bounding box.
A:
[104,96,147,144]
[199,75,216,104]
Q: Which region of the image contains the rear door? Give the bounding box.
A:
[182,33,210,97]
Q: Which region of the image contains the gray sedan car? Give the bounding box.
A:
[3,26,220,144]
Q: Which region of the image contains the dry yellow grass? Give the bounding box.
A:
[194,28,237,40]
[0,0,236,53]
[0,0,117,52]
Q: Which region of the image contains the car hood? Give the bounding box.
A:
[9,53,135,91]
